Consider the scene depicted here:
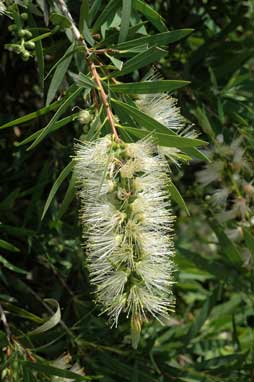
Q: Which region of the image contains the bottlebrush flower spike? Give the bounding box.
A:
[74,135,175,348]
[136,76,197,166]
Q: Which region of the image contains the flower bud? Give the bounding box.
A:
[18,29,32,38]
[22,51,30,61]
[78,110,93,124]
[8,24,17,32]
[25,41,35,50]
[20,12,29,20]
[131,314,142,349]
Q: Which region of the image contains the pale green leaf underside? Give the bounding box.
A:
[111,80,190,94]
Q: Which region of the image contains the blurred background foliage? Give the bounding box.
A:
[0,0,254,381]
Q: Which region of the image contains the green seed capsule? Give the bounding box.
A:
[22,51,30,61]
[18,29,32,38]
[8,24,17,32]
[25,41,35,50]
[20,12,29,20]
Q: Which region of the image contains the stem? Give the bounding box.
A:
[57,0,120,141]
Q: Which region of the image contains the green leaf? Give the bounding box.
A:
[41,161,74,220]
[119,0,132,43]
[168,181,190,215]
[132,0,167,32]
[211,221,243,267]
[50,12,71,29]
[113,47,166,76]
[117,29,193,50]
[79,0,95,45]
[28,87,83,150]
[93,0,121,32]
[79,0,89,28]
[113,99,208,160]
[28,299,61,335]
[46,43,74,105]
[22,361,97,381]
[243,228,254,258]
[184,286,220,345]
[119,126,206,148]
[88,0,102,26]
[34,38,45,90]
[0,239,20,252]
[111,80,190,94]
[57,172,76,219]
[3,302,43,324]
[193,107,215,139]
[0,255,27,275]
[45,47,84,81]
[15,114,79,147]
[76,72,96,88]
[106,54,123,71]
[0,99,63,130]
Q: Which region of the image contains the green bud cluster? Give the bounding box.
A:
[6,11,34,61]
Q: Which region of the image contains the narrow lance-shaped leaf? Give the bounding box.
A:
[57,172,76,219]
[113,99,209,160]
[210,220,243,267]
[132,0,167,32]
[184,286,220,345]
[92,0,121,32]
[118,0,132,43]
[112,47,167,77]
[168,181,190,215]
[76,72,96,88]
[28,87,83,150]
[0,239,20,252]
[15,114,79,147]
[111,80,190,94]
[22,361,96,381]
[0,255,27,275]
[46,43,75,106]
[27,299,61,335]
[79,0,94,45]
[119,126,207,148]
[45,47,85,81]
[106,54,123,71]
[243,228,254,258]
[41,161,74,220]
[116,29,193,50]
[0,99,63,130]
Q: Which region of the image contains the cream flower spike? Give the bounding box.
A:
[74,136,175,348]
[136,72,197,165]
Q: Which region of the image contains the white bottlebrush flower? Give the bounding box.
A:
[0,1,6,15]
[136,80,196,166]
[52,354,85,382]
[210,187,229,207]
[196,161,224,187]
[74,135,175,347]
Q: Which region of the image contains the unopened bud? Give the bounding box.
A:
[78,110,92,124]
[131,315,142,349]
[22,51,30,61]
[25,41,35,50]
[21,12,29,20]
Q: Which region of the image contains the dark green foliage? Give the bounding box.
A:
[0,0,254,381]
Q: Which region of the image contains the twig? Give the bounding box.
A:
[0,303,11,342]
[57,0,120,141]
